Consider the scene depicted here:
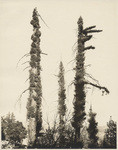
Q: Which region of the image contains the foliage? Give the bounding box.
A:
[14,10,110,148]
[72,16,106,148]
[72,16,86,148]
[87,107,99,148]
[1,126,5,141]
[58,61,67,146]
[103,117,117,148]
[27,7,43,147]
[1,113,27,148]
[33,119,76,148]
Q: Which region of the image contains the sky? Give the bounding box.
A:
[0,0,118,128]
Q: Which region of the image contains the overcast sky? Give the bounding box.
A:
[0,0,118,128]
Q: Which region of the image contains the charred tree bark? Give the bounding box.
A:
[27,8,42,148]
[72,17,86,148]
[72,17,104,147]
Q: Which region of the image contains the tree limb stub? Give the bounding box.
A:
[84,46,95,51]
[84,30,103,34]
[85,64,91,68]
[84,81,110,94]
[81,35,92,42]
[84,26,96,31]
[41,52,48,55]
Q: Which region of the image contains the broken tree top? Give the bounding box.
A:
[77,16,102,51]
[76,16,109,95]
[77,16,102,36]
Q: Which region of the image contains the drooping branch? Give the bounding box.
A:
[84,81,110,94]
[65,68,75,74]
[23,66,30,71]
[67,59,75,65]
[68,80,74,89]
[16,53,30,68]
[36,9,49,28]
[72,41,78,50]
[21,61,30,65]
[85,73,100,85]
[15,88,29,107]
[25,77,31,83]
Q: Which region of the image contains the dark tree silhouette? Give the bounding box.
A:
[58,61,66,147]
[1,113,27,148]
[27,8,43,148]
[103,117,117,148]
[87,106,99,148]
[72,16,109,147]
[1,126,5,141]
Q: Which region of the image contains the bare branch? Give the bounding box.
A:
[72,46,78,55]
[67,80,74,94]
[65,69,74,74]
[84,30,103,34]
[53,74,58,77]
[84,46,95,51]
[68,81,74,88]
[14,88,29,108]
[85,64,91,68]
[21,61,30,65]
[37,13,49,28]
[23,66,30,71]
[85,73,100,85]
[72,41,77,50]
[84,81,109,94]
[25,77,30,83]
[43,117,50,129]
[84,26,96,31]
[67,59,75,66]
[16,53,30,68]
[65,110,72,123]
[41,52,48,55]
[81,35,93,42]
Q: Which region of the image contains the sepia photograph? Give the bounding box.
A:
[0,0,117,149]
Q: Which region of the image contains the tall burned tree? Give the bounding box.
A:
[27,8,43,148]
[72,17,109,147]
[87,106,98,148]
[58,61,66,147]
